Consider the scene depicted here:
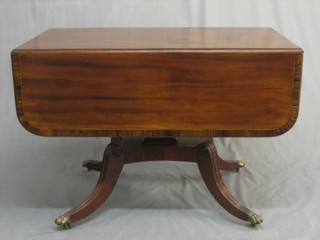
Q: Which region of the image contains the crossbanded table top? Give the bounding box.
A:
[12,28,303,137]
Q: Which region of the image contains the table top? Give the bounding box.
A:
[12,28,303,137]
[16,28,300,50]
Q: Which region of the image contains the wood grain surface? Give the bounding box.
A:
[12,28,303,137]
[16,28,300,50]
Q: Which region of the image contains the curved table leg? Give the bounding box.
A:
[219,157,245,171]
[196,141,263,226]
[55,137,261,228]
[55,142,124,229]
[82,160,103,172]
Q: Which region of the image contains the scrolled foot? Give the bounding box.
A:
[237,160,245,170]
[248,212,263,226]
[55,213,71,229]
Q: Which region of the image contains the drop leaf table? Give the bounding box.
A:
[11,28,303,229]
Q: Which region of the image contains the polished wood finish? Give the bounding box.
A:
[12,28,303,137]
[14,28,300,50]
[197,141,252,221]
[12,28,302,228]
[70,143,124,224]
[60,137,259,228]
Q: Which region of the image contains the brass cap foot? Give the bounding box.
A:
[248,212,263,226]
[82,160,92,171]
[237,160,245,170]
[82,160,89,167]
[55,214,71,229]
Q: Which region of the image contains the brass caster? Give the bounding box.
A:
[237,160,245,171]
[248,212,263,227]
[82,160,91,171]
[55,213,71,229]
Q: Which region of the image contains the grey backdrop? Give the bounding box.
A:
[1,1,320,239]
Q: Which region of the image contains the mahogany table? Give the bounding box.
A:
[11,28,303,229]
